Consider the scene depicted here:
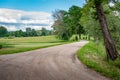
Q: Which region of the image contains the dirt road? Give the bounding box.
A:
[0,41,110,80]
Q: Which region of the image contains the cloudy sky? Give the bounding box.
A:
[0,0,85,31]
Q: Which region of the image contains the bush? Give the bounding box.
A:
[69,35,79,41]
[0,44,3,49]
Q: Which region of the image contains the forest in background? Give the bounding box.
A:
[0,26,52,37]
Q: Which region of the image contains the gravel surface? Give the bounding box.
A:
[0,41,110,80]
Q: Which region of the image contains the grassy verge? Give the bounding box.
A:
[77,41,120,80]
[0,43,66,55]
[0,36,72,55]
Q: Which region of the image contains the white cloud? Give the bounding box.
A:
[0,8,54,31]
[32,26,42,30]
[4,25,17,31]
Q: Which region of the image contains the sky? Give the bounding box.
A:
[0,0,85,31]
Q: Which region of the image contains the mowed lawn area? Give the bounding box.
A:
[0,36,67,55]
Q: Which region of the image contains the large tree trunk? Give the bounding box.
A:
[94,1,118,60]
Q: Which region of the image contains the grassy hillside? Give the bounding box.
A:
[0,36,68,55]
[77,41,120,80]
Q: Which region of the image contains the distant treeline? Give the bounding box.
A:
[0,26,52,37]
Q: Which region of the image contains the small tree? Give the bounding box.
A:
[83,0,119,60]
[94,0,119,60]
[0,26,8,37]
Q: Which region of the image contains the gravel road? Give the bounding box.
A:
[0,41,110,80]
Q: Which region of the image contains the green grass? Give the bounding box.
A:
[0,36,70,55]
[77,41,120,80]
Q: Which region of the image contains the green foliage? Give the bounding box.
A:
[80,10,102,41]
[77,41,120,80]
[82,0,120,46]
[107,13,120,48]
[25,28,38,36]
[0,44,2,49]
[67,5,84,35]
[52,5,84,40]
[69,35,79,41]
[26,27,32,36]
[14,30,24,37]
[52,10,71,40]
[0,26,52,37]
[114,2,120,11]
[41,27,51,36]
[0,26,8,37]
[81,1,106,41]
[7,27,51,37]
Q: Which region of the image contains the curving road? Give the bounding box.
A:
[0,41,110,80]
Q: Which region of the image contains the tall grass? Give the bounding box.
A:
[77,41,120,80]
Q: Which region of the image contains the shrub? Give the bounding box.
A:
[0,44,3,49]
[69,35,79,41]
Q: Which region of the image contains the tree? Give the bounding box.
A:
[41,27,47,36]
[110,1,120,17]
[26,27,32,37]
[8,31,15,37]
[81,3,104,41]
[68,5,84,37]
[85,0,119,60]
[107,12,120,48]
[0,26,8,37]
[80,14,102,40]
[95,0,119,60]
[52,6,84,40]
[31,29,37,36]
[65,5,84,39]
[14,30,24,37]
[52,10,71,40]
[36,30,41,36]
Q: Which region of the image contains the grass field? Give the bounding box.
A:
[0,36,68,55]
[77,41,120,80]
